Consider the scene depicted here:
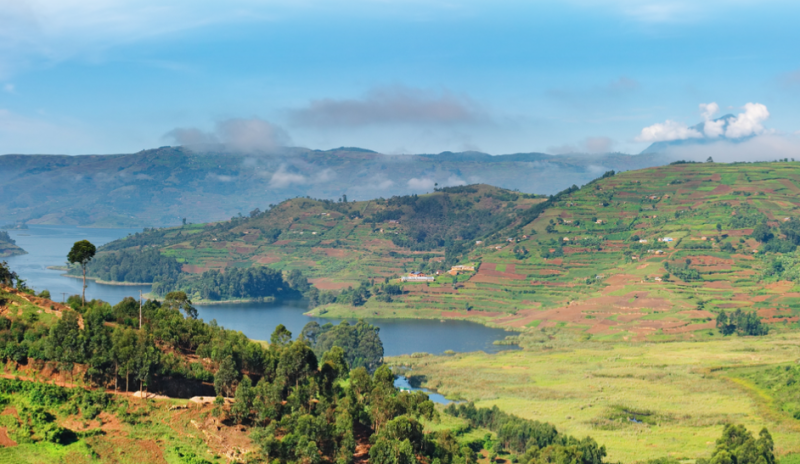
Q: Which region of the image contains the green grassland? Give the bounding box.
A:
[388,331,800,462]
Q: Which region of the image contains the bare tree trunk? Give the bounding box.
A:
[82,265,86,307]
[114,363,118,391]
[126,369,129,393]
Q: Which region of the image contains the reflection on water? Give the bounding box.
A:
[5,225,151,304]
[5,225,518,356]
[394,376,453,405]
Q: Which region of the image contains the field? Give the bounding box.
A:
[389,331,800,462]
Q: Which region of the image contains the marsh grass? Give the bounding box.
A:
[389,332,800,462]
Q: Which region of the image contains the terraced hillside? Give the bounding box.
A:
[97,161,800,340]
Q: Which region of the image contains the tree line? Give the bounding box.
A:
[445,403,606,464]
[70,248,183,283]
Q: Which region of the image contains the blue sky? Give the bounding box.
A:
[1,0,799,156]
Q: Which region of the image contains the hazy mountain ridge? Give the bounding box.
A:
[0,147,667,227]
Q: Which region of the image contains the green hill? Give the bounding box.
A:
[93,161,800,340]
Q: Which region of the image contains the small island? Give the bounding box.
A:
[0,230,26,257]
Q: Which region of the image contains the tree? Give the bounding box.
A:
[750,222,773,243]
[0,261,19,287]
[706,424,774,464]
[215,355,238,396]
[164,291,197,319]
[270,324,292,348]
[67,240,96,307]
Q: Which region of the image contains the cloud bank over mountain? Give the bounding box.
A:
[165,118,291,154]
[636,102,770,144]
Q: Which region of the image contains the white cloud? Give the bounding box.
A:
[216,118,291,153]
[269,165,306,188]
[699,102,724,137]
[725,102,769,139]
[635,120,702,143]
[407,177,436,191]
[165,117,291,153]
[636,102,771,144]
[407,175,465,191]
[699,102,718,120]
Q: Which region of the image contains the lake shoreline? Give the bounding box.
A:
[55,272,152,287]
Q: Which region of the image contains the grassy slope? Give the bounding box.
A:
[389,331,800,462]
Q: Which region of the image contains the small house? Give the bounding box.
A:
[663,237,673,242]
[563,237,570,242]
[475,240,483,245]
[639,239,648,243]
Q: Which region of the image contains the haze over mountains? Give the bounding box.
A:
[0,146,668,227]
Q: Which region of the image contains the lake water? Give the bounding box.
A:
[4,225,517,356]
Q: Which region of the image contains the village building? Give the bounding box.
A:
[401,271,434,282]
[449,264,475,276]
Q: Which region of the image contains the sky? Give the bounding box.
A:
[1,0,800,157]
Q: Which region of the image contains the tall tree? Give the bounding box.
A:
[67,240,96,307]
[164,291,198,319]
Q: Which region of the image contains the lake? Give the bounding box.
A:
[4,225,517,356]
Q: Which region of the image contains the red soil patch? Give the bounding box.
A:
[780,178,800,194]
[710,173,722,181]
[181,264,208,274]
[766,281,795,292]
[309,278,355,291]
[539,269,561,276]
[757,308,789,318]
[693,256,734,266]
[678,310,715,319]
[441,310,504,318]
[312,247,350,258]
[233,246,254,254]
[548,258,563,265]
[704,281,733,289]
[405,286,457,294]
[254,255,280,265]
[273,240,291,246]
[604,274,638,285]
[710,185,732,195]
[0,427,15,447]
[474,263,526,281]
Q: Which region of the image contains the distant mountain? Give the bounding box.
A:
[0,146,667,227]
[640,114,754,154]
